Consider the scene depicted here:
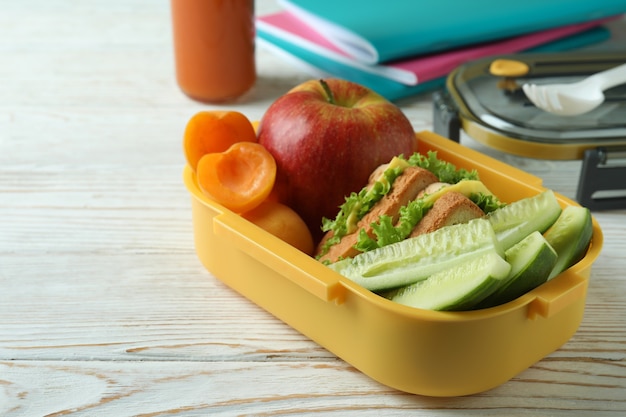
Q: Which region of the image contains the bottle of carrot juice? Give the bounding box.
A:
[170,0,256,103]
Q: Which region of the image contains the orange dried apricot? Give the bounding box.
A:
[242,200,315,255]
[183,110,256,172]
[197,142,276,213]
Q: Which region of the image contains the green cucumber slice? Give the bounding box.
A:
[329,218,500,291]
[543,205,593,279]
[487,189,562,250]
[389,250,511,311]
[478,231,557,308]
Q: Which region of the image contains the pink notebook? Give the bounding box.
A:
[257,12,617,86]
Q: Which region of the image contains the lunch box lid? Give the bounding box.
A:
[434,52,626,210]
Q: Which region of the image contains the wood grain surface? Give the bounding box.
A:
[1,1,625,416]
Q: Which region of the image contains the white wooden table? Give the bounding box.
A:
[1,1,625,415]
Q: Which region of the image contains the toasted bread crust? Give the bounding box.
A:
[317,166,438,263]
[409,191,485,238]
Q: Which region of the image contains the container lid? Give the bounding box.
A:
[438,52,626,160]
[434,52,626,210]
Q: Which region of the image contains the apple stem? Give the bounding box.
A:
[319,79,335,105]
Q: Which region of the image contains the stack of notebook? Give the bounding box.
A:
[257,0,625,100]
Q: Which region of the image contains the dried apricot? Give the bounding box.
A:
[183,111,256,172]
[197,142,276,213]
[243,200,315,255]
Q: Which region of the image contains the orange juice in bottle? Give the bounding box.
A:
[170,0,256,103]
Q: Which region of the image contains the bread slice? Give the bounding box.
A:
[409,191,485,238]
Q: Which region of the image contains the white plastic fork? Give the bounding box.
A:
[522,62,626,116]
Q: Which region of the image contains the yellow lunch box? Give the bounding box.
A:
[183,131,603,397]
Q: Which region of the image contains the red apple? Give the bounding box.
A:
[257,78,416,242]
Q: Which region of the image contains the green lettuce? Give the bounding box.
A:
[355,199,433,252]
[408,151,478,183]
[469,192,506,213]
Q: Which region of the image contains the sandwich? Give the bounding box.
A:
[316,151,505,263]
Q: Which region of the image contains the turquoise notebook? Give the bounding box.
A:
[256,26,611,101]
[280,0,626,64]
[258,12,616,86]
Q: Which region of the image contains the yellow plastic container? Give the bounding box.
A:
[183,131,603,397]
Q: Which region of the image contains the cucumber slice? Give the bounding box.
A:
[329,218,500,291]
[389,250,511,311]
[487,189,562,250]
[543,205,593,279]
[478,231,557,308]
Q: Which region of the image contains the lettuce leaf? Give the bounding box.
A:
[355,199,433,252]
[470,192,506,213]
[408,151,478,183]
